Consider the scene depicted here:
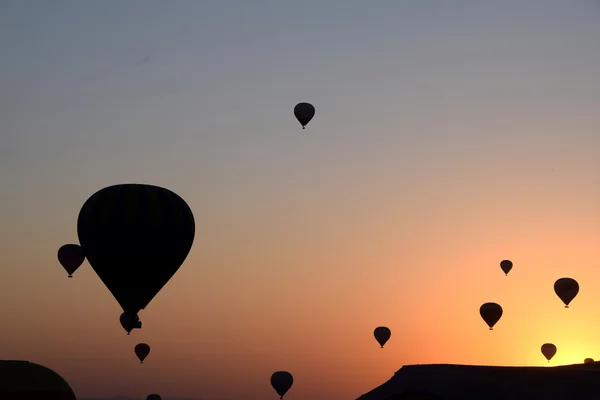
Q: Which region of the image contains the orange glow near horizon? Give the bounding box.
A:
[3,176,600,400]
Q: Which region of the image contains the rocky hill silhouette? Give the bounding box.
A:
[80,397,204,400]
[356,362,600,399]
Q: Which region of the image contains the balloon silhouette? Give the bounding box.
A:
[479,302,503,330]
[120,312,141,335]
[57,244,86,278]
[294,103,315,129]
[500,259,513,276]
[373,326,391,348]
[271,371,293,399]
[541,343,557,362]
[146,395,161,400]
[77,184,195,317]
[585,358,594,364]
[554,278,579,308]
[135,343,150,363]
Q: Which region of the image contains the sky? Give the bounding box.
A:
[1,0,600,399]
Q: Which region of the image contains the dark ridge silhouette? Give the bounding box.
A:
[356,362,600,400]
[385,392,445,400]
[0,360,76,400]
[79,397,140,400]
[80,397,201,400]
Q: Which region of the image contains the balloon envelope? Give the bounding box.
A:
[479,302,503,330]
[541,343,557,362]
[271,371,293,399]
[135,343,150,363]
[373,326,391,348]
[554,277,579,308]
[119,312,140,334]
[77,184,195,315]
[500,259,513,276]
[585,358,594,364]
[146,395,161,400]
[57,244,86,277]
[293,102,315,129]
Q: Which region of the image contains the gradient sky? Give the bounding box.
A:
[2,1,600,399]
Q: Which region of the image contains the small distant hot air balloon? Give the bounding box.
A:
[541,343,557,362]
[500,259,513,276]
[554,278,579,308]
[57,244,86,278]
[480,302,503,330]
[146,395,161,400]
[293,103,315,129]
[271,371,293,399]
[135,343,150,363]
[584,358,594,364]
[373,326,391,348]
[120,312,141,335]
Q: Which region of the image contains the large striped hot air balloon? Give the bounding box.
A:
[77,184,195,322]
[0,360,76,400]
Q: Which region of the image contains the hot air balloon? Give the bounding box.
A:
[120,312,141,335]
[374,326,391,348]
[541,343,557,362]
[294,102,315,129]
[584,358,594,364]
[146,395,161,400]
[57,244,86,278]
[479,302,503,330]
[271,371,293,399]
[554,278,579,308]
[135,343,150,363]
[77,184,195,329]
[500,259,513,276]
